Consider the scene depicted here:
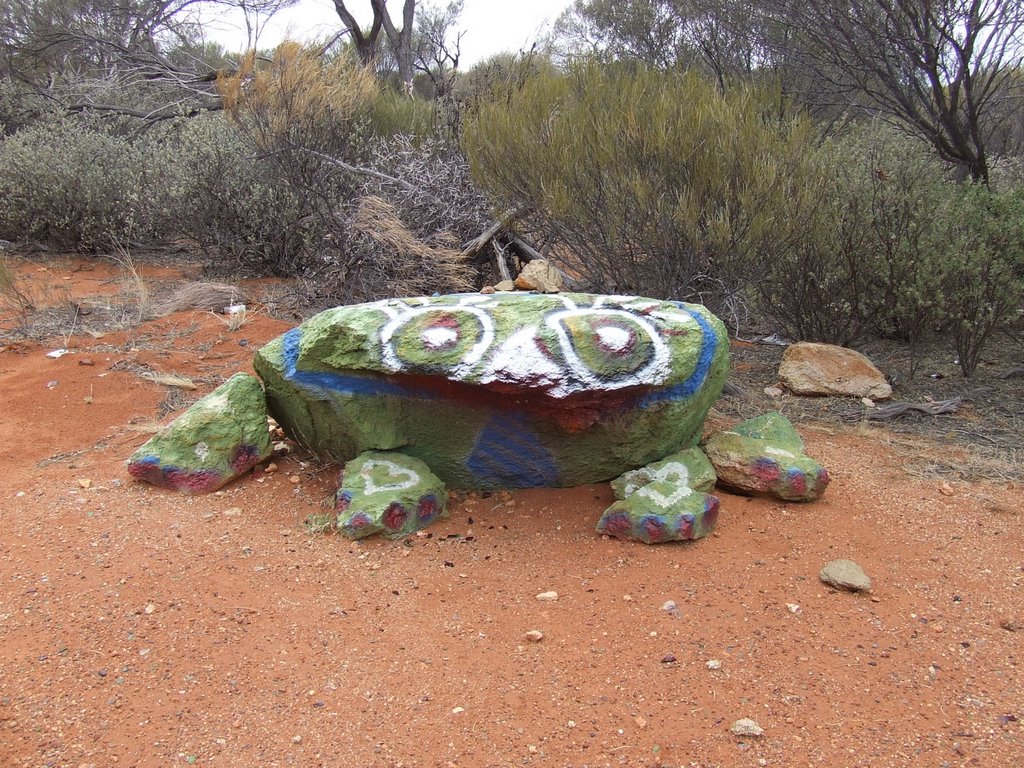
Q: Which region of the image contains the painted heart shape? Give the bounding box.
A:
[361,459,420,495]
[634,461,694,508]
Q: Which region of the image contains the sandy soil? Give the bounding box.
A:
[1,259,1022,768]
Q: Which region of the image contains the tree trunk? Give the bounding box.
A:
[333,0,384,67]
[372,0,416,94]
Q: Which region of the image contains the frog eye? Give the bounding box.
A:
[382,307,494,371]
[547,310,662,383]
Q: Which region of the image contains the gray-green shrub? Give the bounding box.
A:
[0,116,171,249]
[462,61,825,315]
[758,121,1023,378]
[757,124,949,355]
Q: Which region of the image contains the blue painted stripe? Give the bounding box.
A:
[282,327,431,399]
[466,412,558,487]
[638,306,720,407]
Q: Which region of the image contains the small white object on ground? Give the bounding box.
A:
[730,718,764,737]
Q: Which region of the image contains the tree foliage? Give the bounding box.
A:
[758,0,1024,183]
[557,0,1024,181]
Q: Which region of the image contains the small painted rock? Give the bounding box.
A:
[254,292,729,489]
[703,412,829,502]
[335,451,448,539]
[597,481,720,544]
[611,447,716,500]
[127,373,271,493]
[599,448,720,544]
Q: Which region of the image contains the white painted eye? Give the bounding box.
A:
[596,325,632,352]
[421,326,459,349]
[380,306,495,375]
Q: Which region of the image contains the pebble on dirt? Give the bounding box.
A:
[819,559,872,592]
[524,630,544,642]
[535,591,558,602]
[730,718,765,737]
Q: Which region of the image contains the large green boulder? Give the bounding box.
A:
[597,447,721,543]
[702,412,830,502]
[127,373,272,493]
[335,451,448,540]
[254,292,729,489]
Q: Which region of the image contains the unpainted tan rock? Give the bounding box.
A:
[494,279,517,292]
[514,260,563,293]
[779,342,892,400]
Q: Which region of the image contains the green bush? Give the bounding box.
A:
[165,113,312,275]
[757,123,950,356]
[939,184,1024,377]
[758,121,1023,377]
[0,116,170,250]
[462,60,824,316]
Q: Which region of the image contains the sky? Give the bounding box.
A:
[205,0,576,67]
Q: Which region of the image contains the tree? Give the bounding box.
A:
[333,0,417,92]
[0,0,296,122]
[413,0,463,98]
[553,0,768,88]
[759,0,1024,183]
[332,0,384,66]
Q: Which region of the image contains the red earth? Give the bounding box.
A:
[0,258,1021,767]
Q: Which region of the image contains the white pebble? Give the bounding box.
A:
[730,718,764,737]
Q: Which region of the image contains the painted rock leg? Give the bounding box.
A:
[335,451,448,539]
[127,373,272,494]
[703,412,830,502]
[254,293,729,489]
[597,447,720,543]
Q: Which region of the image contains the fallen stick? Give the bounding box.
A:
[866,397,961,421]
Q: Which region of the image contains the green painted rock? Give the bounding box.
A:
[702,412,829,502]
[254,293,729,489]
[127,373,272,493]
[610,447,717,500]
[598,448,720,544]
[335,451,448,539]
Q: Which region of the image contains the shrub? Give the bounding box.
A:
[312,134,493,303]
[758,120,1023,378]
[165,113,311,275]
[757,123,950,361]
[462,60,824,317]
[205,43,494,300]
[939,185,1024,377]
[0,116,167,250]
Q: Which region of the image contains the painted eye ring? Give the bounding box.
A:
[380,306,495,372]
[543,308,668,385]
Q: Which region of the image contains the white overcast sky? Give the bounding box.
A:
[205,0,575,67]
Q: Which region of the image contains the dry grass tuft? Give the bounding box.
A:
[153,282,249,316]
[351,195,475,297]
[140,372,197,390]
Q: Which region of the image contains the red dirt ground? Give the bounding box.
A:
[0,259,1021,768]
